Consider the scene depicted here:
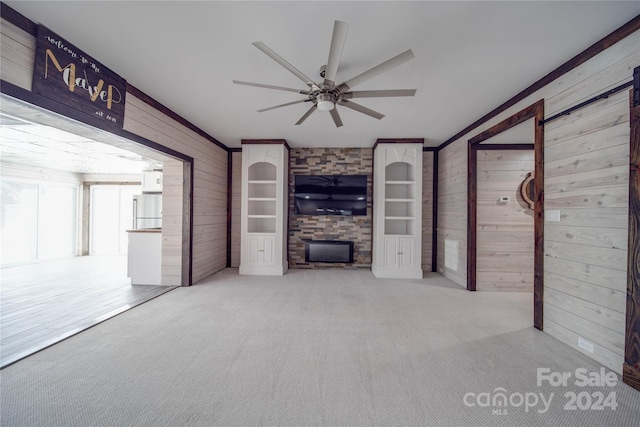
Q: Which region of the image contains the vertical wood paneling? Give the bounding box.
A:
[476,150,534,291]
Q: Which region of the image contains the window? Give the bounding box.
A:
[90,185,140,255]
[1,179,77,266]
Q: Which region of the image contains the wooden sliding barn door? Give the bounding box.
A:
[624,66,640,391]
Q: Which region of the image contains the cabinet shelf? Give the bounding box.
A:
[248,214,276,218]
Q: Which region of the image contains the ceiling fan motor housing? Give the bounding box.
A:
[317,92,336,111]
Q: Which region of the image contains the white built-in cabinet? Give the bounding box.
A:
[240,141,289,275]
[372,142,423,279]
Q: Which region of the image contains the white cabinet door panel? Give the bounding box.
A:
[248,236,261,263]
[399,238,414,268]
[384,238,398,268]
[262,235,275,265]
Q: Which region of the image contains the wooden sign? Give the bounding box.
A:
[32,25,126,127]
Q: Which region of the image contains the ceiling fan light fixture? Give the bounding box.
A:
[236,21,416,127]
[317,93,335,111]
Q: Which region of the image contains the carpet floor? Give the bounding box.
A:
[1,268,638,426]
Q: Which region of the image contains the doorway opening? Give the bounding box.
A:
[0,94,192,367]
[467,100,544,330]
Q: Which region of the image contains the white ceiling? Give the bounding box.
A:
[4,1,640,149]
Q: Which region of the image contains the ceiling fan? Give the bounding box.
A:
[233,20,417,128]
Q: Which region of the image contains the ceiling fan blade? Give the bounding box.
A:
[338,100,385,120]
[295,105,318,125]
[257,99,308,113]
[252,41,319,89]
[323,21,349,88]
[329,107,343,128]
[233,80,311,94]
[342,89,416,99]
[337,49,415,92]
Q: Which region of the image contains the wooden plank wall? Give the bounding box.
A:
[0,18,34,90]
[1,17,229,284]
[231,151,242,267]
[123,96,228,283]
[476,150,534,291]
[544,89,630,373]
[160,159,184,285]
[422,151,434,272]
[437,29,639,372]
[437,139,467,286]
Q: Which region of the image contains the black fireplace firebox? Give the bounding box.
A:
[304,240,354,263]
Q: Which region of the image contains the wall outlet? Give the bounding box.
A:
[578,337,594,353]
[545,210,561,222]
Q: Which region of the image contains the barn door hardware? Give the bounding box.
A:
[540,79,634,126]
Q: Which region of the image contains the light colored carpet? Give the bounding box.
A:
[1,269,638,426]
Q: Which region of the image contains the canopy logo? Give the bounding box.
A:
[463,367,618,417]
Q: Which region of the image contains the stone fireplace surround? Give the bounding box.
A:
[288,148,372,269]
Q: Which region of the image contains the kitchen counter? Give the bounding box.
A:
[127,229,162,285]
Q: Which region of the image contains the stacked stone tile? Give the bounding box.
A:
[288,148,373,269]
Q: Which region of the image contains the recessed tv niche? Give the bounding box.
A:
[294,175,367,216]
